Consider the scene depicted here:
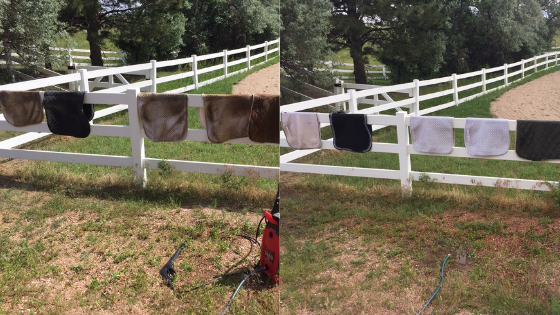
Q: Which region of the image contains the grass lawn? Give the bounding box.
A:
[0,57,280,313]
[280,65,560,314]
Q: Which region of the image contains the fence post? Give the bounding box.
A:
[150,60,157,92]
[504,64,508,86]
[67,65,76,91]
[192,54,199,90]
[534,56,537,73]
[126,88,146,187]
[264,41,268,62]
[246,45,251,70]
[481,68,486,93]
[382,65,387,79]
[521,60,525,79]
[223,50,228,78]
[67,48,73,66]
[348,89,358,113]
[396,111,412,197]
[556,52,558,66]
[333,80,343,112]
[121,51,125,65]
[78,69,89,92]
[452,73,458,105]
[412,79,420,115]
[546,54,549,70]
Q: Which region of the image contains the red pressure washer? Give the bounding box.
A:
[259,187,280,283]
[159,187,280,314]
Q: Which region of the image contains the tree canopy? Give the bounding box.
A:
[281,0,560,84]
[280,0,332,83]
[0,0,67,79]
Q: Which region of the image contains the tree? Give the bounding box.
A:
[0,0,67,81]
[114,7,186,64]
[376,1,448,83]
[179,0,279,57]
[329,0,448,84]
[59,0,187,66]
[329,0,379,84]
[280,0,332,83]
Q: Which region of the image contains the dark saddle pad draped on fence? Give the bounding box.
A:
[137,93,189,142]
[248,94,280,144]
[201,94,253,143]
[516,120,560,161]
[329,113,372,153]
[0,90,44,127]
[42,91,91,138]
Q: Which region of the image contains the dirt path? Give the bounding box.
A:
[490,70,560,120]
[232,63,279,95]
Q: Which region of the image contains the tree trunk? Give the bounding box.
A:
[349,35,367,84]
[5,48,15,83]
[86,21,104,67]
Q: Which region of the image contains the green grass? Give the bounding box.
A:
[0,59,279,314]
[281,64,560,314]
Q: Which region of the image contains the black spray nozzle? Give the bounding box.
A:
[159,242,186,290]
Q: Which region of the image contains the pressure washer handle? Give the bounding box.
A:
[159,243,185,290]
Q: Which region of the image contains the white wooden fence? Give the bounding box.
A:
[0,89,278,185]
[0,38,279,147]
[323,61,390,80]
[0,39,280,184]
[67,38,280,93]
[280,51,560,194]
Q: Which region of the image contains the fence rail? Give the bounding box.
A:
[0,89,278,185]
[322,61,390,79]
[0,39,280,182]
[281,50,560,194]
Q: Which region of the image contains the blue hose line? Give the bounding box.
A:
[417,254,451,315]
[221,266,266,315]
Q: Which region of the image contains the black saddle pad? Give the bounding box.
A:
[329,113,372,153]
[516,120,560,161]
[83,103,95,122]
[43,91,91,138]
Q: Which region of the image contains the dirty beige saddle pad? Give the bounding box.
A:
[137,93,189,142]
[200,94,253,143]
[281,112,321,149]
[0,90,43,127]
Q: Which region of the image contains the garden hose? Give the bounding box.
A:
[417,254,451,315]
[221,266,267,315]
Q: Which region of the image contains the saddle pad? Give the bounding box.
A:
[281,112,321,149]
[0,90,44,127]
[137,93,189,142]
[249,94,280,143]
[464,118,510,156]
[42,91,90,138]
[329,113,372,153]
[202,94,253,143]
[516,120,560,161]
[410,115,454,154]
[83,103,95,122]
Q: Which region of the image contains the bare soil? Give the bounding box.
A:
[490,70,560,120]
[232,63,279,95]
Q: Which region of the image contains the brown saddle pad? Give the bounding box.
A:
[0,90,43,127]
[249,94,280,144]
[201,94,253,143]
